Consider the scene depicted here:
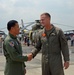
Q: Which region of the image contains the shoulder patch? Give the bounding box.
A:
[9,41,14,47]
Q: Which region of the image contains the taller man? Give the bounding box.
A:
[30,13,70,75]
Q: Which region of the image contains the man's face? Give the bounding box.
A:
[11,23,20,35]
[40,14,50,27]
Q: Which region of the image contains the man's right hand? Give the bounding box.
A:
[27,53,33,61]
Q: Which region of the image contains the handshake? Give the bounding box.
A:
[27,53,33,61]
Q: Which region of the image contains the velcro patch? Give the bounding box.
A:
[9,41,14,47]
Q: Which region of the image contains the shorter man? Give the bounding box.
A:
[3,20,32,75]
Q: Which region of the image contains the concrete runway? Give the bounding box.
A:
[0,40,74,75]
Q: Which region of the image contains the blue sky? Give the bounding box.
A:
[0,0,74,33]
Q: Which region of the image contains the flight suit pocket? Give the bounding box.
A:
[50,34,59,44]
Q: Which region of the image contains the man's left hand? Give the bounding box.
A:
[64,61,69,69]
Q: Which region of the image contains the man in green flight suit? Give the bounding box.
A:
[30,13,70,75]
[3,20,32,75]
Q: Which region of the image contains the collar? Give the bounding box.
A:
[43,24,54,32]
[43,24,55,36]
[9,33,17,39]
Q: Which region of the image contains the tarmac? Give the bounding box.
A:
[0,40,74,75]
[0,54,74,75]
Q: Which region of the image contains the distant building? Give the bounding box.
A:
[64,30,74,40]
[0,30,6,53]
[0,31,6,40]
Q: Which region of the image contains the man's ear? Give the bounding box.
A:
[10,27,14,32]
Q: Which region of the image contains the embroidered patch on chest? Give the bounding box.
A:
[50,33,56,36]
[9,41,14,47]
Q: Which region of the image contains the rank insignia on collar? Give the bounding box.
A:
[9,41,14,47]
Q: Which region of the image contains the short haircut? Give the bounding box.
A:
[7,20,18,31]
[41,12,51,18]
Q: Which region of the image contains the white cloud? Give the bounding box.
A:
[0,0,74,32]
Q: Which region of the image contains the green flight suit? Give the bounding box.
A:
[3,33,28,75]
[31,25,69,75]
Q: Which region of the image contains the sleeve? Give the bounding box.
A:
[5,40,28,62]
[59,29,70,62]
[31,34,42,58]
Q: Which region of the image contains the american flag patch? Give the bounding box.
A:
[9,41,14,47]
